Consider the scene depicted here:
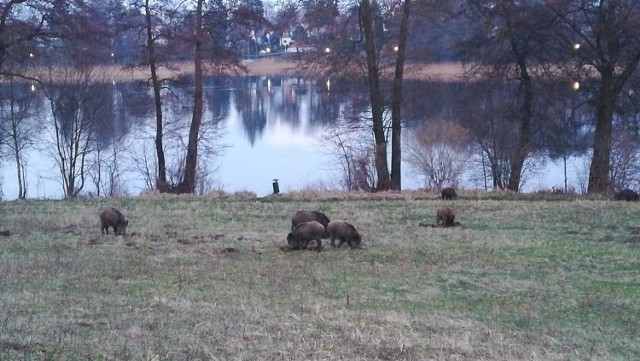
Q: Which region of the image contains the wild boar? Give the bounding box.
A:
[441,187,457,200]
[436,207,455,227]
[614,188,639,201]
[99,207,129,235]
[327,220,361,249]
[287,220,325,251]
[291,210,331,238]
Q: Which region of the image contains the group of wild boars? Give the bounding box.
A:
[288,210,361,250]
[98,207,129,236]
[291,210,331,237]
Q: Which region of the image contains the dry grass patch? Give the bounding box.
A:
[0,194,638,360]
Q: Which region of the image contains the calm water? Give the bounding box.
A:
[0,76,577,200]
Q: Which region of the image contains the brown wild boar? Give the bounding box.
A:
[436,207,455,227]
[441,187,457,200]
[99,207,129,235]
[327,221,361,249]
[287,220,325,251]
[291,210,331,238]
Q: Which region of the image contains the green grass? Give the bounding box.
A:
[0,193,639,360]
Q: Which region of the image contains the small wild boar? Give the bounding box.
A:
[327,221,361,249]
[436,207,455,227]
[99,207,129,235]
[441,187,457,200]
[287,220,325,251]
[614,188,639,202]
[291,210,331,238]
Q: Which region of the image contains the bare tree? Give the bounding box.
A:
[89,140,128,197]
[41,67,111,198]
[461,0,555,192]
[294,0,417,191]
[126,137,157,192]
[547,1,640,194]
[389,0,412,190]
[0,0,45,76]
[0,78,38,199]
[174,0,205,194]
[322,120,376,191]
[140,0,170,192]
[405,117,472,190]
[610,128,640,191]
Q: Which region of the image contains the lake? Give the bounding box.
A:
[0,75,580,200]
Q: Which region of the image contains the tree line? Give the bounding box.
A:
[1,0,640,197]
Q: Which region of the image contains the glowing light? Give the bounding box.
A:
[29,53,34,58]
[326,79,331,92]
[31,84,36,92]
[393,46,399,52]
[325,47,331,53]
[267,78,271,92]
[266,47,271,53]
[573,43,580,50]
[572,81,580,90]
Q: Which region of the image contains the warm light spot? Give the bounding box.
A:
[325,47,331,53]
[572,81,580,90]
[573,43,580,50]
[393,46,399,52]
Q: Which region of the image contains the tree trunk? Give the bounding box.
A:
[177,0,205,194]
[390,0,411,191]
[360,0,391,192]
[507,53,533,192]
[588,73,614,194]
[145,0,168,192]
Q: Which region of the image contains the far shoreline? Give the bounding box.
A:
[19,57,467,84]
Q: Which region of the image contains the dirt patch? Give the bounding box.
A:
[625,236,640,247]
[419,222,464,228]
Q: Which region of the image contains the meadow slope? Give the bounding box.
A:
[0,192,638,360]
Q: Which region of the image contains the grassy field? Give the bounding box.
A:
[0,191,638,360]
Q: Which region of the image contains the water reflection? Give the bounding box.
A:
[0,75,584,199]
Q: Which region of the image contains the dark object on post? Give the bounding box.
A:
[614,188,639,201]
[441,187,457,200]
[272,179,280,194]
[99,207,129,235]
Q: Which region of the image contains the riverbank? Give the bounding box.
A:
[67,58,467,83]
